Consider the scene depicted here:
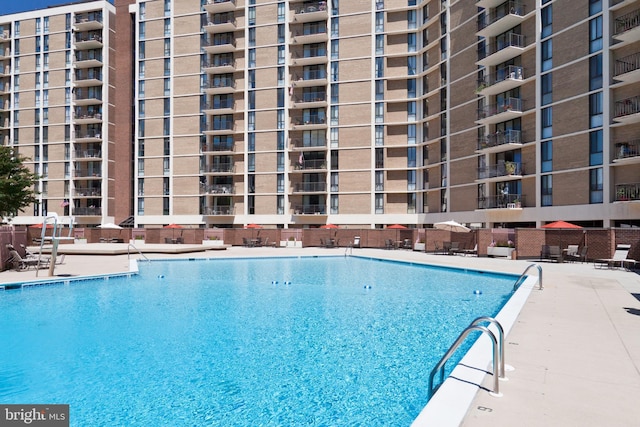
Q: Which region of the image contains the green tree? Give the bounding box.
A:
[0,146,39,219]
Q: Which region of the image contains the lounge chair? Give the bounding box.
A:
[460,244,478,256]
[594,244,636,269]
[20,244,52,263]
[385,239,395,250]
[352,236,361,248]
[448,242,460,255]
[565,246,588,263]
[6,249,49,271]
[549,245,562,262]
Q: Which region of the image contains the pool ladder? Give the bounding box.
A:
[513,263,543,291]
[428,316,506,399]
[127,243,150,262]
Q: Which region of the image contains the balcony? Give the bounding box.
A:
[477,32,525,67]
[202,141,234,153]
[477,161,524,181]
[293,204,327,215]
[477,0,505,8]
[613,139,640,164]
[75,69,103,87]
[74,168,102,178]
[73,206,102,216]
[477,2,526,39]
[291,116,326,130]
[477,129,522,152]
[614,183,640,201]
[75,128,102,141]
[0,65,10,78]
[204,120,235,135]
[613,8,640,44]
[74,12,104,31]
[203,101,236,115]
[614,52,640,85]
[203,206,235,215]
[290,139,327,150]
[476,65,524,96]
[477,194,525,210]
[477,97,523,125]
[0,48,10,60]
[0,32,11,43]
[291,158,326,171]
[0,81,9,95]
[203,0,236,14]
[293,182,327,193]
[291,48,328,66]
[292,70,327,87]
[74,149,102,160]
[291,92,327,109]
[74,110,103,124]
[74,89,103,106]
[291,28,328,45]
[614,95,640,124]
[74,32,103,49]
[203,59,236,73]
[73,187,101,197]
[291,1,328,24]
[75,51,103,68]
[202,78,236,94]
[202,184,235,194]
[204,15,237,33]
[203,163,235,174]
[203,36,237,54]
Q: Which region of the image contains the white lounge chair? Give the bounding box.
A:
[594,244,636,270]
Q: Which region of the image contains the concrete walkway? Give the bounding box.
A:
[1,246,639,426]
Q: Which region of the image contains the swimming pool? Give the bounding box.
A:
[0,256,521,426]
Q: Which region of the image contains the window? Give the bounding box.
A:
[407,170,416,191]
[248,28,256,46]
[277,24,284,44]
[139,61,145,78]
[277,131,284,150]
[407,102,416,122]
[541,73,552,105]
[278,45,285,64]
[164,58,171,76]
[248,111,255,131]
[375,171,384,191]
[541,107,552,139]
[139,22,145,39]
[589,168,603,204]
[43,35,49,52]
[407,124,416,144]
[589,16,602,53]
[277,174,284,193]
[36,18,41,34]
[330,106,338,125]
[35,36,41,53]
[331,40,339,60]
[139,41,145,59]
[375,126,384,146]
[248,133,255,151]
[408,79,416,98]
[248,7,256,25]
[277,152,284,171]
[331,62,339,81]
[331,83,339,103]
[164,18,171,36]
[408,9,417,29]
[589,0,602,15]
[541,174,552,206]
[376,12,384,32]
[375,57,384,78]
[408,33,416,52]
[163,118,170,136]
[164,0,171,16]
[138,80,145,97]
[589,130,603,166]
[330,195,338,214]
[248,49,256,67]
[375,80,384,100]
[330,127,338,147]
[277,110,285,129]
[164,39,170,56]
[376,34,384,55]
[375,194,384,214]
[164,98,170,116]
[164,78,170,96]
[590,54,602,91]
[277,3,285,22]
[407,147,416,167]
[541,39,552,71]
[331,18,339,37]
[589,92,603,128]
[541,5,552,39]
[407,56,416,75]
[375,102,384,123]
[277,67,284,86]
[248,90,255,109]
[541,140,552,172]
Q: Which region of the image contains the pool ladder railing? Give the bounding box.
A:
[513,263,543,291]
[428,316,506,399]
[128,243,150,262]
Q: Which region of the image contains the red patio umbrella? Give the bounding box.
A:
[164,223,184,229]
[387,224,408,229]
[245,223,263,229]
[542,220,582,229]
[320,224,339,229]
[30,223,54,229]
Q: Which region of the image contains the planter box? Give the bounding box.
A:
[413,243,425,251]
[75,238,87,244]
[130,239,145,245]
[281,240,302,248]
[487,246,515,258]
[203,239,224,246]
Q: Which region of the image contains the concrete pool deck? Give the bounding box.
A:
[1,245,639,426]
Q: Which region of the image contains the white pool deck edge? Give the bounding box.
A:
[2,245,640,426]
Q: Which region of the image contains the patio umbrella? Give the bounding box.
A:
[164,223,184,239]
[541,220,582,229]
[387,224,408,229]
[30,223,54,229]
[320,224,339,229]
[245,223,263,229]
[98,222,123,240]
[433,220,470,233]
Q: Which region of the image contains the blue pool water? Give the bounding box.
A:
[0,257,516,426]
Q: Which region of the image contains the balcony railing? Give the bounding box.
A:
[293,159,326,170]
[477,65,523,91]
[477,97,523,120]
[203,142,234,152]
[291,139,326,148]
[75,33,103,44]
[74,169,102,177]
[292,116,326,125]
[478,129,522,150]
[294,92,326,103]
[203,78,236,90]
[614,52,640,77]
[75,12,103,25]
[203,206,234,215]
[74,206,101,215]
[75,70,103,81]
[294,182,326,192]
[477,194,525,209]
[615,183,640,201]
[614,8,640,36]
[293,204,326,214]
[74,110,102,120]
[205,121,234,131]
[204,101,235,110]
[294,70,327,81]
[204,163,235,173]
[75,149,102,159]
[480,32,525,59]
[477,1,525,31]
[74,187,101,197]
[614,95,640,118]
[294,1,328,14]
[478,161,523,179]
[75,51,103,62]
[202,184,235,194]
[614,139,640,160]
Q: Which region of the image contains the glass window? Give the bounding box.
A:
[248,28,256,46]
[541,73,552,105]
[541,107,552,139]
[589,168,603,204]
[590,54,602,90]
[541,39,552,71]
[541,174,552,206]
[541,5,552,38]
[331,18,339,37]
[589,16,602,53]
[589,92,603,128]
[589,130,603,166]
[277,3,285,22]
[541,140,552,172]
[375,80,384,100]
[376,12,384,32]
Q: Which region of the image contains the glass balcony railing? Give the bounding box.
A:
[477,194,524,209]
[203,206,234,215]
[293,204,326,214]
[293,182,326,192]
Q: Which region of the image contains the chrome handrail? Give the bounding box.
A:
[513,263,543,291]
[128,243,150,262]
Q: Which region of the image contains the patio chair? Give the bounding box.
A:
[6,249,49,271]
[565,246,588,263]
[548,245,562,262]
[352,236,361,248]
[461,244,478,256]
[385,239,395,250]
[447,242,460,255]
[20,244,51,263]
[594,244,636,269]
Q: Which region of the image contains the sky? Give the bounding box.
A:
[2,0,114,16]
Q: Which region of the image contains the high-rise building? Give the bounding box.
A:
[2,0,639,229]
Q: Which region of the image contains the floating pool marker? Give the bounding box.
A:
[284,281,291,285]
[272,280,279,285]
[158,275,165,279]
[473,289,482,295]
[363,285,372,289]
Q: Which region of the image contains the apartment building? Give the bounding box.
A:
[2,0,639,229]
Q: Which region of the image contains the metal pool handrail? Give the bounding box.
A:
[513,263,543,291]
[428,318,503,399]
[128,243,150,262]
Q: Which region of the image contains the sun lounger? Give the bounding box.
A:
[594,244,636,269]
[6,250,49,271]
